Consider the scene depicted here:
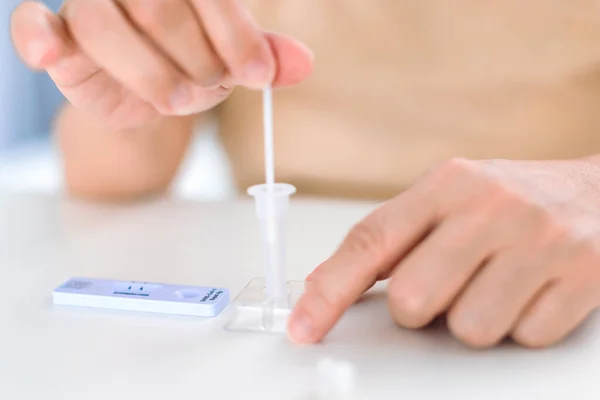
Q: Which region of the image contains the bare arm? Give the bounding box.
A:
[56,103,198,201]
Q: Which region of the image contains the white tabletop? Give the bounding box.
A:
[0,192,599,399]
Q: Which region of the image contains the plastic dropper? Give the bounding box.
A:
[247,86,295,306]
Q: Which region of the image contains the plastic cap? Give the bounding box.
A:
[247,183,296,219]
[316,358,356,395]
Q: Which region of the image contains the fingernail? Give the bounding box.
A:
[243,59,271,86]
[27,40,49,66]
[288,312,314,343]
[200,69,227,88]
[169,84,192,111]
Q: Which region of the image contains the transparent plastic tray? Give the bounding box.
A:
[223,278,305,333]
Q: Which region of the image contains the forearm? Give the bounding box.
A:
[55,103,198,201]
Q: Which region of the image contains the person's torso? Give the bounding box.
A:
[218,0,600,199]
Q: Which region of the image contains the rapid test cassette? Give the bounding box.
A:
[53,277,229,317]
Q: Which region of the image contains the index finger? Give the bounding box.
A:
[287,184,439,343]
[190,0,274,89]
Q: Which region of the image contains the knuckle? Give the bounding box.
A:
[539,221,572,249]
[229,38,274,85]
[304,266,346,311]
[310,279,340,312]
[520,204,565,243]
[462,201,497,232]
[574,238,600,262]
[482,182,526,213]
[437,157,476,178]
[486,186,568,238]
[240,37,268,62]
[344,219,387,266]
[134,68,176,99]
[421,157,480,194]
[127,0,173,33]
[127,62,181,105]
[299,277,344,329]
[65,0,105,35]
[485,181,516,203]
[571,239,600,281]
[525,202,555,227]
[233,39,271,74]
[193,63,226,88]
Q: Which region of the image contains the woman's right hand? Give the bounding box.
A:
[10,0,313,130]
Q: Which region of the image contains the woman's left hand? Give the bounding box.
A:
[288,157,600,348]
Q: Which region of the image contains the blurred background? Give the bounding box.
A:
[0,0,235,201]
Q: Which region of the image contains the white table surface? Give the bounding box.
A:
[1,192,599,399]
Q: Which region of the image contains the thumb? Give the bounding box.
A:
[264,32,314,88]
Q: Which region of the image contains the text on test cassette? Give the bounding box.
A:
[53,277,229,317]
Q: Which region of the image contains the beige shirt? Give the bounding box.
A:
[217,0,600,200]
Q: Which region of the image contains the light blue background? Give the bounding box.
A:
[0,0,63,150]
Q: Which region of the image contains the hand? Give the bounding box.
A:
[289,157,600,348]
[10,0,313,129]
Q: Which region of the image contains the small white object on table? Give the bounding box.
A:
[0,192,598,399]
